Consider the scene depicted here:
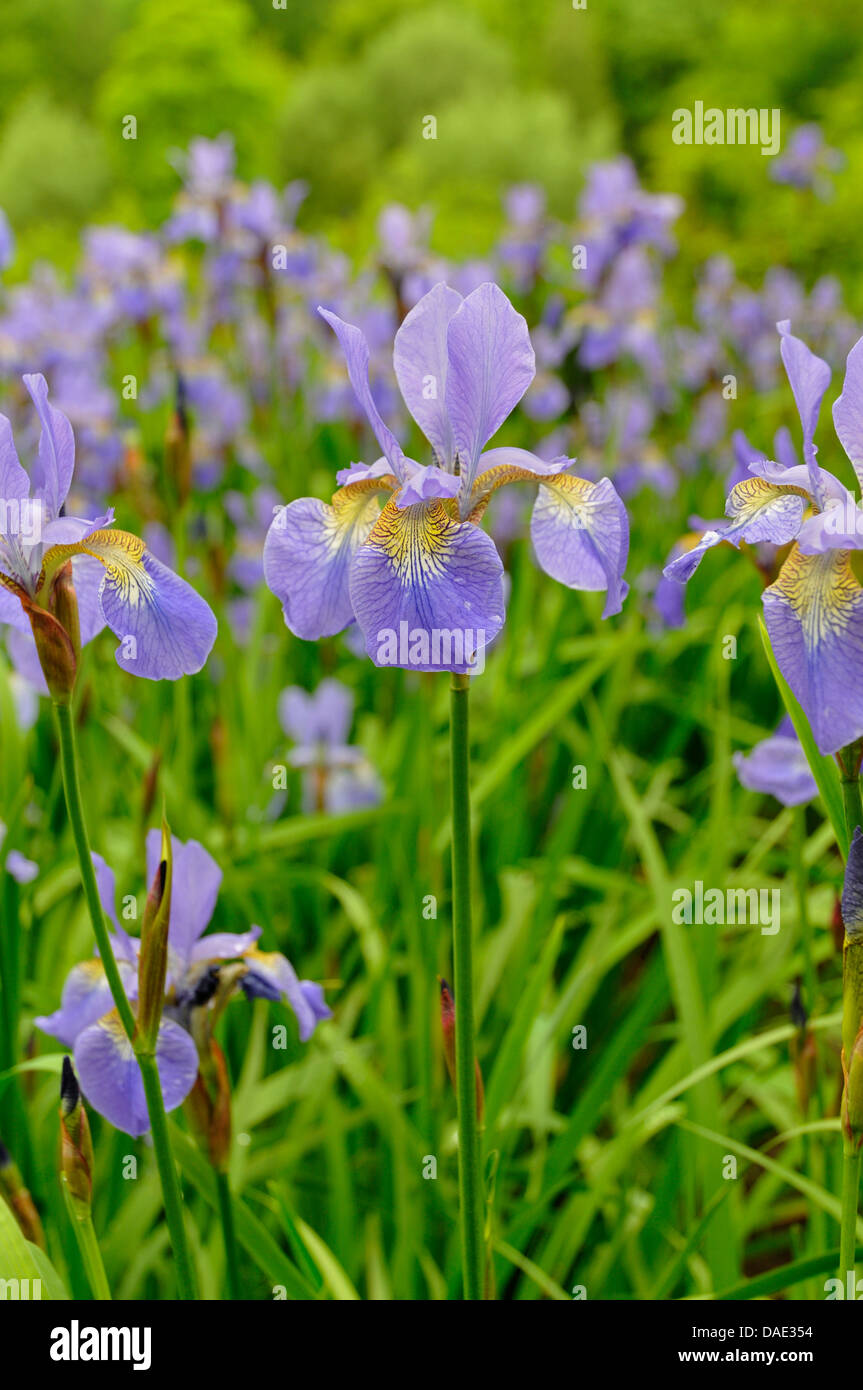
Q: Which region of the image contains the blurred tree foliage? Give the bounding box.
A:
[0,0,861,295]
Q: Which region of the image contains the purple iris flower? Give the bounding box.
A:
[664,320,863,756]
[35,832,331,1137]
[770,124,844,198]
[578,158,682,290]
[0,374,216,689]
[733,716,818,807]
[279,678,382,813]
[264,282,629,672]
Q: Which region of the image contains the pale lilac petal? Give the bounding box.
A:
[23,373,75,520]
[833,335,863,491]
[90,542,217,680]
[396,463,462,508]
[145,830,222,964]
[41,511,114,546]
[74,1014,198,1137]
[724,475,807,545]
[392,282,463,467]
[264,488,381,641]
[349,499,505,672]
[776,321,831,506]
[797,496,863,553]
[190,926,262,962]
[35,957,134,1048]
[241,948,331,1041]
[445,283,535,491]
[278,679,353,746]
[662,530,727,583]
[318,307,407,480]
[7,627,49,693]
[762,545,863,755]
[530,475,629,617]
[733,724,817,807]
[0,413,30,503]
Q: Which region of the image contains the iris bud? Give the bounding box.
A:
[135,817,173,1055]
[59,1058,94,1218]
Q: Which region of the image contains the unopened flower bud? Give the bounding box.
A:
[0,1135,45,1248]
[59,1058,94,1218]
[29,604,77,704]
[136,817,173,1055]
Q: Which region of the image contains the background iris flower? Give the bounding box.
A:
[35,832,331,1137]
[264,281,629,672]
[0,373,217,692]
[733,715,818,807]
[665,320,863,756]
[278,678,382,813]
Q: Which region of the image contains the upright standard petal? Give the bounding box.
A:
[349,499,505,672]
[0,413,30,504]
[776,321,831,507]
[833,335,863,491]
[74,1012,198,1138]
[264,481,386,640]
[762,544,863,755]
[318,307,407,481]
[445,284,535,495]
[393,282,463,468]
[22,373,75,520]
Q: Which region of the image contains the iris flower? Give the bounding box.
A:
[665,321,863,756]
[278,678,382,813]
[0,374,216,692]
[35,832,331,1136]
[733,716,818,807]
[264,282,629,672]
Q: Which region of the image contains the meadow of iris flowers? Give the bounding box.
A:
[3,0,863,1315]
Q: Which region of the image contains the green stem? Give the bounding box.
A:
[840,1144,861,1287]
[138,1052,198,1300]
[842,772,862,848]
[215,1168,242,1300]
[64,1195,111,1301]
[449,674,484,1301]
[53,703,137,1040]
[53,700,198,1300]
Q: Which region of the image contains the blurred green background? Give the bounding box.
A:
[2,0,863,290]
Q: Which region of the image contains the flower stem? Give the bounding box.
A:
[53,700,198,1300]
[53,703,137,1040]
[137,1051,199,1300]
[449,673,484,1301]
[63,1194,111,1301]
[215,1168,242,1300]
[840,1143,861,1287]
